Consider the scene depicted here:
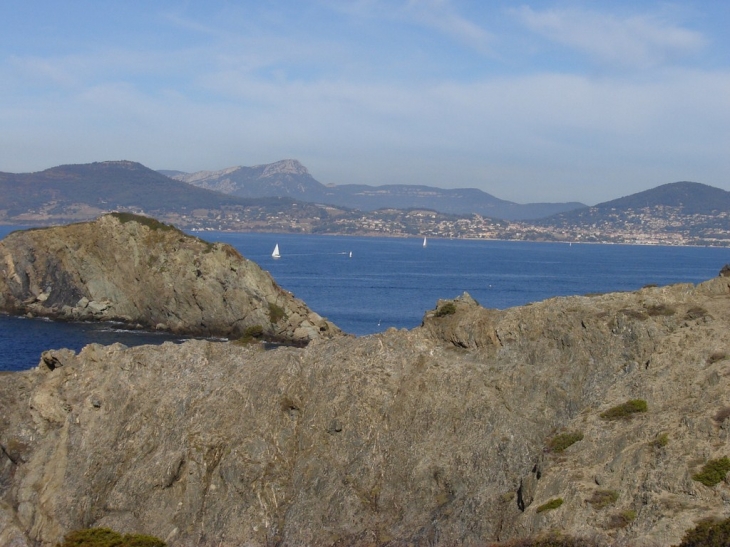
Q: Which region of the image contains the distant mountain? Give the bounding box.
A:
[537,181,730,244]
[0,160,301,221]
[542,181,730,224]
[167,160,585,220]
[166,160,324,199]
[592,181,730,215]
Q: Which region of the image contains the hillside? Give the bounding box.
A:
[0,160,305,223]
[537,181,730,244]
[3,275,730,546]
[168,160,585,220]
[552,181,730,220]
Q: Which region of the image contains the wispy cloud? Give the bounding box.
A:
[324,0,494,55]
[401,0,494,54]
[513,6,707,69]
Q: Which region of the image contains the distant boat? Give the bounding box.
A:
[349,251,352,258]
[423,237,427,247]
[272,244,281,259]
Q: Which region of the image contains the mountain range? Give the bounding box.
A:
[1,160,728,245]
[163,160,586,221]
[0,160,308,222]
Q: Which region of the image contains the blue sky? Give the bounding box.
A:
[2,1,729,204]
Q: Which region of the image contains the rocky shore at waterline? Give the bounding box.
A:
[3,268,730,545]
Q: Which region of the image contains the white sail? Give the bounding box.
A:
[272,244,281,259]
[423,237,427,247]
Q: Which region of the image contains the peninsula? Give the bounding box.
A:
[0,213,339,343]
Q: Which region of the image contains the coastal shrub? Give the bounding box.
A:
[199,239,215,253]
[269,303,286,324]
[221,243,240,258]
[110,212,179,233]
[685,306,709,320]
[535,498,563,513]
[652,432,669,448]
[646,303,676,316]
[692,457,730,487]
[435,302,457,317]
[677,516,730,547]
[707,352,727,365]
[233,325,265,345]
[587,489,619,509]
[713,407,730,424]
[600,399,648,421]
[617,308,648,321]
[56,527,166,547]
[606,509,636,529]
[547,431,584,453]
[486,533,601,547]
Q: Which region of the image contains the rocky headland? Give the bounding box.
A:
[0,213,339,343]
[2,265,730,544]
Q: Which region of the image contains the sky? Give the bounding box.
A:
[2,1,729,205]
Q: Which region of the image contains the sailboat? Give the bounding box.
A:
[423,237,427,247]
[272,244,281,259]
[349,251,352,258]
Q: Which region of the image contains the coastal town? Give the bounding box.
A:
[169,204,730,247]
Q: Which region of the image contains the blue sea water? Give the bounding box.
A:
[1,225,729,371]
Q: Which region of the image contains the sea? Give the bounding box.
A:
[2,225,729,372]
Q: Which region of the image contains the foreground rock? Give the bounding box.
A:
[3,276,730,545]
[0,213,339,343]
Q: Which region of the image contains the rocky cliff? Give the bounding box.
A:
[3,275,730,546]
[0,213,339,343]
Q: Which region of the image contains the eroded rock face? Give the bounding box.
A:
[0,214,340,343]
[2,277,730,546]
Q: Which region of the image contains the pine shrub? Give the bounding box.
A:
[547,432,584,453]
[677,517,730,547]
[535,498,563,513]
[600,399,648,420]
[692,457,730,487]
[56,527,166,547]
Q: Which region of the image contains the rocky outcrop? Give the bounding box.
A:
[0,213,340,343]
[3,276,730,546]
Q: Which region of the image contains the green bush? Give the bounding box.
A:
[269,303,286,324]
[714,407,730,423]
[233,325,265,345]
[587,489,619,509]
[547,432,584,453]
[600,399,648,420]
[645,303,676,316]
[535,498,563,513]
[56,527,166,547]
[692,457,730,487]
[652,432,669,448]
[110,212,179,233]
[486,533,601,547]
[685,307,708,320]
[434,302,457,317]
[606,509,636,529]
[677,516,730,547]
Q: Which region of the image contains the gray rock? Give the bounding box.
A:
[3,270,730,545]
